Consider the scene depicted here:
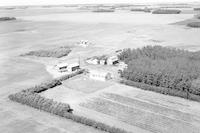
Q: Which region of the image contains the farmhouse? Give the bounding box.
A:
[89,70,112,81]
[56,62,80,72]
[107,55,119,65]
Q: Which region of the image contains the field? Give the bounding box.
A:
[40,74,200,133]
[1,4,200,133]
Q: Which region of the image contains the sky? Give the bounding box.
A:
[0,0,199,6]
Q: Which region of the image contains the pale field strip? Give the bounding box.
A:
[80,97,199,133]
[101,93,200,125]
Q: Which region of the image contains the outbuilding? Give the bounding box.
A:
[107,55,119,65]
[56,62,80,72]
[89,70,112,81]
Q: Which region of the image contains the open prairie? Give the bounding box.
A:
[1,5,200,133]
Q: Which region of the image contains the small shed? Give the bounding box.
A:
[89,70,112,81]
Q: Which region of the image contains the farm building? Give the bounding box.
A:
[86,58,99,65]
[89,70,112,81]
[77,40,90,47]
[107,55,119,65]
[56,62,80,72]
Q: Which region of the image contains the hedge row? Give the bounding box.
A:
[9,92,71,114]
[121,79,200,102]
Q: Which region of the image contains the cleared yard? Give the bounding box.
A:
[62,75,113,93]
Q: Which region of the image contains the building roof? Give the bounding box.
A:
[56,62,68,68]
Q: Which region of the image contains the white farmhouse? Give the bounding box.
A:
[89,70,112,81]
[107,55,119,65]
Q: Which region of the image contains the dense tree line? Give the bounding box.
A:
[118,45,200,99]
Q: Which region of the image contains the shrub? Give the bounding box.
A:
[187,22,200,28]
[152,9,181,14]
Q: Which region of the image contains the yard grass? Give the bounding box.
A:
[62,75,113,93]
[80,97,198,133]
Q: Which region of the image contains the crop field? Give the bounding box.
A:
[78,83,200,133]
[80,96,199,133]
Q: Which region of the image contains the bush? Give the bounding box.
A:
[121,79,200,102]
[152,9,181,14]
[187,22,200,28]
